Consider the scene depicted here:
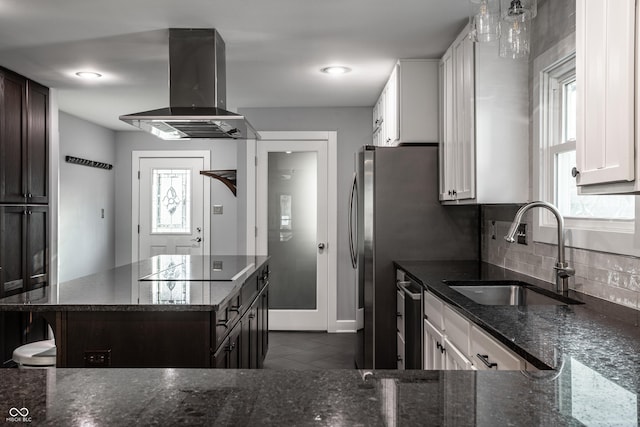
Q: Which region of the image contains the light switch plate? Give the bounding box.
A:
[213,205,223,215]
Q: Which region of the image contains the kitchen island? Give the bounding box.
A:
[0,255,270,368]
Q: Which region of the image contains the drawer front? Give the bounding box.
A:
[470,325,523,371]
[214,293,242,349]
[397,289,405,338]
[423,290,444,330]
[443,305,470,357]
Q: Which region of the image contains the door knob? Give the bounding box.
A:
[192,237,202,243]
[318,243,326,250]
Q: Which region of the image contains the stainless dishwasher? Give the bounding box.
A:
[396,272,423,369]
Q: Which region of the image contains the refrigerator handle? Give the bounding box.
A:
[348,172,358,269]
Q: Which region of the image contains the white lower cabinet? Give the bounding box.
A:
[422,289,528,371]
[423,318,444,370]
[444,337,474,371]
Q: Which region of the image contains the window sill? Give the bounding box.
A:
[535,221,640,258]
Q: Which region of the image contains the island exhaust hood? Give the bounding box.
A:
[119,28,259,140]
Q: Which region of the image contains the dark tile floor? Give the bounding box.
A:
[263,331,357,369]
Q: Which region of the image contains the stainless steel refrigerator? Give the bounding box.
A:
[349,145,480,369]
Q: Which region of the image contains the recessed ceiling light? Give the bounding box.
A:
[75,71,102,79]
[320,66,351,75]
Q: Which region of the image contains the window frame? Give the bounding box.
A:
[533,35,640,256]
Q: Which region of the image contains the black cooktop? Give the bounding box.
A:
[138,255,257,282]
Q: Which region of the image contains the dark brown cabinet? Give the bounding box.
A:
[0,206,48,297]
[243,297,259,368]
[25,81,49,204]
[257,285,269,368]
[0,68,49,205]
[0,65,49,373]
[214,264,270,369]
[213,319,242,369]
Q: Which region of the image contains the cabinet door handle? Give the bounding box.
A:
[571,167,580,178]
[476,354,498,369]
[396,312,402,318]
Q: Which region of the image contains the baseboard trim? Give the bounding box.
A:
[332,319,357,333]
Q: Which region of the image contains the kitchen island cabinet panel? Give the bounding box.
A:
[62,311,211,368]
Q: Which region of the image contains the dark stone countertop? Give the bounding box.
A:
[0,367,636,426]
[395,260,640,390]
[0,255,269,312]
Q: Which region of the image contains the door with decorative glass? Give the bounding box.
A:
[257,139,329,331]
[137,156,207,260]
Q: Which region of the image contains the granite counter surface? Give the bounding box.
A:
[395,260,640,392]
[0,255,269,312]
[0,368,635,426]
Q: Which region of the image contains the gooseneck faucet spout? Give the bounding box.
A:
[504,201,575,295]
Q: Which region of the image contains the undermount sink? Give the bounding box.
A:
[444,280,584,306]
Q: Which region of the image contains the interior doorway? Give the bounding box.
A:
[256,132,337,331]
[131,151,211,262]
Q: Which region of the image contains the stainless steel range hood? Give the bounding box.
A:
[119,29,259,140]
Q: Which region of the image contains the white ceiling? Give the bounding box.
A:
[0,0,470,130]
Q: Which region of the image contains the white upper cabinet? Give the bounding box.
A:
[575,0,637,193]
[372,59,439,146]
[439,25,529,204]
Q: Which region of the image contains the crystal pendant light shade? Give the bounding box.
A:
[497,0,536,58]
[468,0,536,59]
[499,12,530,59]
[469,0,501,43]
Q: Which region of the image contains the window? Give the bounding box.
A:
[546,58,634,223]
[535,36,638,255]
[151,168,192,234]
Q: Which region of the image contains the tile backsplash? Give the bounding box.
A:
[481,212,640,311]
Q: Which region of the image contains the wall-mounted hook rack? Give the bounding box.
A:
[65,155,113,170]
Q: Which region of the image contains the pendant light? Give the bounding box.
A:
[498,0,536,59]
[469,0,537,59]
[469,0,501,43]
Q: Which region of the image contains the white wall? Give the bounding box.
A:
[58,112,116,282]
[239,107,371,321]
[113,131,239,266]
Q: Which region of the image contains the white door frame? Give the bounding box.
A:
[131,150,211,263]
[256,131,338,332]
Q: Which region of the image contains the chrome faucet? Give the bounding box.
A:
[504,201,575,295]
